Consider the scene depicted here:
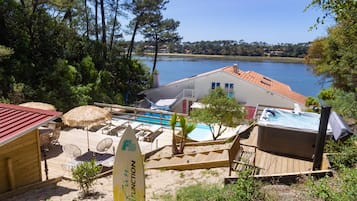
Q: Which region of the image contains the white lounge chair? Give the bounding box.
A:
[136,124,163,142]
[104,120,129,136]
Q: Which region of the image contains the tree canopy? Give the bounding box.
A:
[305,0,357,93]
[190,88,246,140]
[0,0,179,111]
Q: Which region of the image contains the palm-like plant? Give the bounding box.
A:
[178,116,196,154]
[170,113,179,155]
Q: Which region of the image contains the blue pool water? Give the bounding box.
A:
[135,112,172,126]
[188,123,213,141]
[135,113,213,141]
[259,108,321,131]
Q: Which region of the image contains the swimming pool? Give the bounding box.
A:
[124,112,216,141]
[188,124,212,141]
[135,112,172,126]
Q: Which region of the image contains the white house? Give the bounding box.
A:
[140,64,306,118]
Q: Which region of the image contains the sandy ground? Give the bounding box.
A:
[5,167,232,201]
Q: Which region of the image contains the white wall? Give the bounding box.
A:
[192,71,302,109]
[142,70,304,112]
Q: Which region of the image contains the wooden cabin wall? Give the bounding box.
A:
[0,130,41,194]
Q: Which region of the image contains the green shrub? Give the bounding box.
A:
[306,175,336,200]
[72,159,102,196]
[227,168,262,201]
[305,96,319,107]
[325,135,357,169]
[176,183,223,201]
[175,168,262,201]
[306,168,357,201]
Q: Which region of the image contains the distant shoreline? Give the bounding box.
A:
[142,53,305,63]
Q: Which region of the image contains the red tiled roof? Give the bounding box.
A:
[223,66,307,104]
[0,103,62,146]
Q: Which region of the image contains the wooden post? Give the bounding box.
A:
[313,105,331,170]
[7,158,16,190]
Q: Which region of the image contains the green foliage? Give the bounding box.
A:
[305,96,319,107]
[306,0,357,93]
[176,184,223,201]
[165,40,309,58]
[0,0,151,111]
[227,168,262,201]
[175,168,261,201]
[177,115,196,154]
[325,135,357,169]
[306,168,357,201]
[190,88,246,140]
[318,88,335,101]
[72,159,102,196]
[322,88,357,119]
[306,175,336,201]
[79,56,98,84]
[141,13,181,76]
[0,44,14,58]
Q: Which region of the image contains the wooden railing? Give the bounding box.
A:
[94,102,187,127]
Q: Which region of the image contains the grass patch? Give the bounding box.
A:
[174,168,262,201]
[200,169,219,177]
[306,167,357,201]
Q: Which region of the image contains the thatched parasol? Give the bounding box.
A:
[19,102,56,111]
[62,105,112,151]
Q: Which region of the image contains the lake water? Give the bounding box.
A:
[138,56,328,97]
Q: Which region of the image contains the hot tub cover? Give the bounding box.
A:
[329,111,352,140]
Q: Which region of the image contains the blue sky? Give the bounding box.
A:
[159,0,334,44]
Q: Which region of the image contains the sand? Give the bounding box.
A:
[5,167,231,201]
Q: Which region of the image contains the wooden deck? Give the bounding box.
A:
[41,123,327,181]
[240,126,314,176]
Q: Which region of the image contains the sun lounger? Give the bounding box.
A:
[127,121,144,130]
[135,124,163,142]
[102,119,129,135]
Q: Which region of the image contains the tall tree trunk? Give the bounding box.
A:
[84,0,89,39]
[109,0,119,52]
[100,0,107,59]
[126,15,142,59]
[95,0,99,42]
[152,34,159,75]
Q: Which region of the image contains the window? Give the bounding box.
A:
[225,83,234,98]
[211,82,221,89]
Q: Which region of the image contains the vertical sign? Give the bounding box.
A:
[113,126,145,201]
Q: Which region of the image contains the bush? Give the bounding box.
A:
[176,184,223,201]
[325,135,357,169]
[72,159,102,196]
[306,168,357,201]
[175,168,262,201]
[305,96,319,107]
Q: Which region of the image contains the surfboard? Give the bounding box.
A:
[113,126,145,201]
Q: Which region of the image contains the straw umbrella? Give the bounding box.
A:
[19,102,56,111]
[62,105,112,151]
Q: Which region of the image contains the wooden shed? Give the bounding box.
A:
[0,103,61,194]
